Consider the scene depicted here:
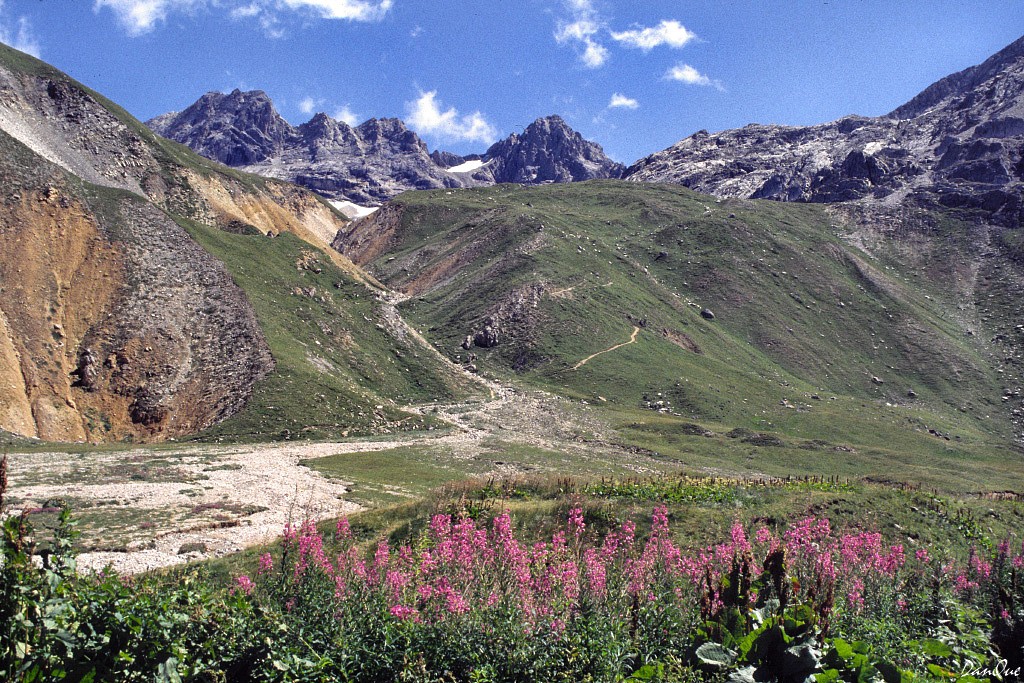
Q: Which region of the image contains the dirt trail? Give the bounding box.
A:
[572,326,640,370]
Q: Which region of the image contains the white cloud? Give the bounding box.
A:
[298,96,322,115]
[406,91,497,145]
[608,93,638,110]
[0,1,41,57]
[611,20,696,51]
[96,0,392,36]
[580,38,608,68]
[279,0,393,21]
[230,2,261,18]
[334,104,359,126]
[554,0,608,69]
[93,0,179,36]
[409,24,423,38]
[665,63,723,90]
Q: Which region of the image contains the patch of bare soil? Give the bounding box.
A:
[5,381,670,575]
[7,442,373,574]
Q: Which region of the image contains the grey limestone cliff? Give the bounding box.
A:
[625,35,1024,225]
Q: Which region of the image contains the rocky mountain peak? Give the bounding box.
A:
[888,34,1024,120]
[355,117,426,153]
[148,93,624,203]
[625,34,1024,225]
[297,112,350,141]
[147,89,294,166]
[484,115,624,184]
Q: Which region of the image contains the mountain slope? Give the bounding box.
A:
[625,35,1024,225]
[148,93,623,204]
[334,181,1024,490]
[0,44,474,443]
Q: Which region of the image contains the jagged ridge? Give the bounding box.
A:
[147,93,623,204]
[625,34,1024,225]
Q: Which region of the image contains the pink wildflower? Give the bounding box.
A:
[430,514,452,542]
[651,505,670,537]
[955,573,978,592]
[568,507,585,538]
[969,548,992,579]
[730,521,752,555]
[232,574,255,595]
[390,604,419,621]
[583,548,607,595]
[847,579,865,611]
[620,520,637,549]
[385,570,409,600]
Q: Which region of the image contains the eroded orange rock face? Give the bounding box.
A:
[0,183,124,441]
[0,165,276,443]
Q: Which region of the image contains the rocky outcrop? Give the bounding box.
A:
[625,35,1024,225]
[146,89,293,166]
[0,44,355,442]
[482,115,624,184]
[149,93,624,203]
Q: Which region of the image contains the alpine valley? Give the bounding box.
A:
[3,28,1024,683]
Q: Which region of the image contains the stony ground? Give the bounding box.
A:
[4,378,670,574]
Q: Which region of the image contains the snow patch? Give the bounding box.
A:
[330,200,379,220]
[447,159,485,173]
[862,141,885,156]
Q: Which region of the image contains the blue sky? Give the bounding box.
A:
[2,0,1023,162]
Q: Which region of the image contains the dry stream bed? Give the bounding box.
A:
[4,389,669,574]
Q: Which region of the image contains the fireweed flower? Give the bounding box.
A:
[583,547,607,596]
[232,574,255,595]
[730,521,752,555]
[651,505,670,537]
[390,604,419,621]
[568,507,585,538]
[969,547,992,579]
[847,578,865,611]
[259,510,962,648]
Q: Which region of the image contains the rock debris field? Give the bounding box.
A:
[5,440,394,574]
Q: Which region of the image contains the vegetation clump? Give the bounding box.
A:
[3,457,1023,682]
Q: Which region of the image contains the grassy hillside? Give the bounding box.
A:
[336,181,1024,491]
[180,221,479,442]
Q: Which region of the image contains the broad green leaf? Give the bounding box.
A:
[831,638,854,662]
[919,639,953,658]
[696,642,738,668]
